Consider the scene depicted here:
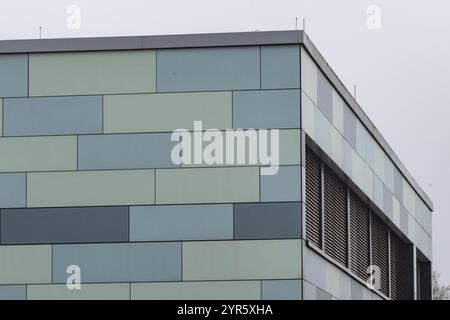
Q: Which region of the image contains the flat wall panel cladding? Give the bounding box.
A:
[0,206,129,245]
[260,45,300,89]
[234,202,301,239]
[305,149,322,248]
[261,280,302,300]
[29,50,156,96]
[182,240,302,280]
[131,281,261,300]
[3,96,102,136]
[157,47,260,92]
[233,89,300,129]
[0,100,2,136]
[156,167,259,204]
[27,170,155,207]
[0,245,51,284]
[52,242,181,283]
[317,71,333,122]
[129,204,233,241]
[27,283,130,300]
[0,136,76,172]
[260,166,301,202]
[301,49,318,104]
[103,91,232,133]
[371,214,389,297]
[0,54,28,97]
[78,133,177,170]
[0,173,26,208]
[0,285,26,300]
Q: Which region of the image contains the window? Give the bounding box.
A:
[305,149,322,248]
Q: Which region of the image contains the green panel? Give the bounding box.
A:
[131,281,260,300]
[0,136,76,172]
[156,167,259,204]
[104,92,232,133]
[27,170,155,207]
[0,245,51,284]
[182,240,302,280]
[27,284,130,300]
[29,50,156,96]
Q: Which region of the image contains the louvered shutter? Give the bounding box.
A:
[371,213,390,297]
[390,231,413,300]
[305,148,322,248]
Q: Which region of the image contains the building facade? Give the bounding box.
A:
[0,31,432,300]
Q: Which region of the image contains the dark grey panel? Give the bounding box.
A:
[343,105,356,148]
[317,71,333,122]
[0,206,129,244]
[234,202,301,239]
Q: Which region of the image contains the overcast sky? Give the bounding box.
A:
[1,0,448,284]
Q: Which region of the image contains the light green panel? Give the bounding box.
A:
[0,245,51,284]
[393,197,401,228]
[301,91,315,137]
[182,239,302,281]
[0,99,2,136]
[156,167,259,204]
[332,89,344,134]
[131,281,261,300]
[29,50,156,96]
[373,143,385,182]
[402,179,416,216]
[0,136,76,172]
[351,150,373,200]
[103,91,232,133]
[27,283,130,300]
[27,169,155,207]
[301,48,317,104]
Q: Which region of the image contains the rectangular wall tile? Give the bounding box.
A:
[0,54,28,97]
[234,202,301,239]
[233,89,300,129]
[29,50,156,96]
[156,167,259,204]
[301,48,318,104]
[130,204,233,241]
[0,173,25,208]
[157,47,260,92]
[0,136,76,172]
[260,166,301,202]
[0,99,2,136]
[104,91,232,133]
[131,281,260,300]
[3,96,102,136]
[1,206,129,245]
[78,133,177,170]
[261,280,302,300]
[27,283,130,300]
[0,245,51,284]
[27,170,154,207]
[0,285,26,300]
[182,239,302,280]
[317,71,333,122]
[261,45,300,89]
[52,242,181,283]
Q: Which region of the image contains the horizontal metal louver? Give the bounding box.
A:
[390,231,413,300]
[371,213,390,297]
[305,148,322,248]
[349,191,370,281]
[323,165,348,267]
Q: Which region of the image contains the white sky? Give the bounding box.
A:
[1,0,449,284]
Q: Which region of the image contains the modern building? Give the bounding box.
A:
[0,30,432,300]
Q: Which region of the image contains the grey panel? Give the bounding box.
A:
[0,54,27,97]
[157,46,260,92]
[260,166,301,202]
[400,205,409,235]
[350,279,364,300]
[233,90,300,129]
[316,287,333,300]
[130,204,233,241]
[0,173,26,208]
[234,202,301,239]
[261,279,302,300]
[317,71,333,122]
[52,242,181,283]
[3,96,102,136]
[343,105,356,148]
[260,45,300,89]
[382,184,393,217]
[394,168,403,201]
[1,206,129,244]
[78,133,177,170]
[0,285,26,300]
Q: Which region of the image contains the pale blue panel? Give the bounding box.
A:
[3,96,102,136]
[260,45,300,89]
[0,54,28,97]
[157,47,260,92]
[261,280,302,300]
[0,173,26,208]
[233,90,300,129]
[52,242,181,283]
[78,133,177,170]
[260,166,301,202]
[0,285,26,300]
[130,204,233,241]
